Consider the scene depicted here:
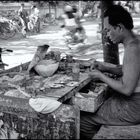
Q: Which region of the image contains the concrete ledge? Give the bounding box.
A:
[93,124,140,139]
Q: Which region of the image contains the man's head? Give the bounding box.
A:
[103,5,134,44]
[21,3,25,8]
[64,5,73,12]
[31,5,36,10]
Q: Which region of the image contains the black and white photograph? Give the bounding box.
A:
[0,0,140,139]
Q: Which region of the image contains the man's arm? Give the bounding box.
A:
[93,61,122,76]
[99,43,140,96]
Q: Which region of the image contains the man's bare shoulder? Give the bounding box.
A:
[125,37,140,60]
[128,37,140,49]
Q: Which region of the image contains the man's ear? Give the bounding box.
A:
[117,24,125,32]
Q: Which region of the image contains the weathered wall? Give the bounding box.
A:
[0,96,80,139]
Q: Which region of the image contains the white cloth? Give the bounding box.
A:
[29,97,62,114]
[34,8,39,17]
[30,8,39,17]
[65,18,77,27]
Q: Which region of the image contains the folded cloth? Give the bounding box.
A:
[29,97,62,114]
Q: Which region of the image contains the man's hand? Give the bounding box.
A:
[91,61,106,71]
[88,69,103,81]
[92,61,120,74]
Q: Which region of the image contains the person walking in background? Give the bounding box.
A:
[61,5,87,46]
[61,5,77,32]
[28,5,40,33]
[72,5,82,27]
[18,3,28,37]
[61,5,78,45]
[72,5,87,44]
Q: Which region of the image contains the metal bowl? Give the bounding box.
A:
[34,60,59,77]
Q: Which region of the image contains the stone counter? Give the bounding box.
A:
[0,95,80,139]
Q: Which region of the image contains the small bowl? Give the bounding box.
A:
[34,60,59,77]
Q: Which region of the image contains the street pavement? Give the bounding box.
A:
[0,20,101,69]
[0,16,140,69]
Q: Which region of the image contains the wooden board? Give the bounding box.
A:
[44,73,91,102]
[73,83,108,112]
[0,60,92,139]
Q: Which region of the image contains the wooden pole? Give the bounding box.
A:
[101,1,120,65]
[54,2,57,19]
[49,2,51,16]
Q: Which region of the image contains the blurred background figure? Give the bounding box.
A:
[28,4,40,33]
[73,25,87,44]
[18,3,28,37]
[30,5,39,22]
[61,5,87,46]
[72,5,82,26]
[61,5,78,46]
[61,5,77,32]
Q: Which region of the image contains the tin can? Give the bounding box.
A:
[66,63,73,74]
[54,51,61,62]
[66,55,73,63]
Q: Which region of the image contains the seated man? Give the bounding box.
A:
[80,5,140,139]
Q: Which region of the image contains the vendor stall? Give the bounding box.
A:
[0,44,108,139]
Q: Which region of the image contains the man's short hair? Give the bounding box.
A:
[33,5,36,8]
[72,5,77,13]
[104,5,134,30]
[31,5,36,9]
[21,3,24,7]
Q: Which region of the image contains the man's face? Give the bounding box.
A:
[104,17,121,44]
[21,5,24,9]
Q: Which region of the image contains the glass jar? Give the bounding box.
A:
[54,51,61,62]
[72,63,80,81]
[66,54,73,63]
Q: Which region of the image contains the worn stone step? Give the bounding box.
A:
[93,124,140,139]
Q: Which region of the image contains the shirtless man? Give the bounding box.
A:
[80,5,140,139]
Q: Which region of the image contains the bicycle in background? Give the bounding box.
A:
[0,48,13,70]
[0,15,40,40]
[0,17,18,40]
[27,15,40,33]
